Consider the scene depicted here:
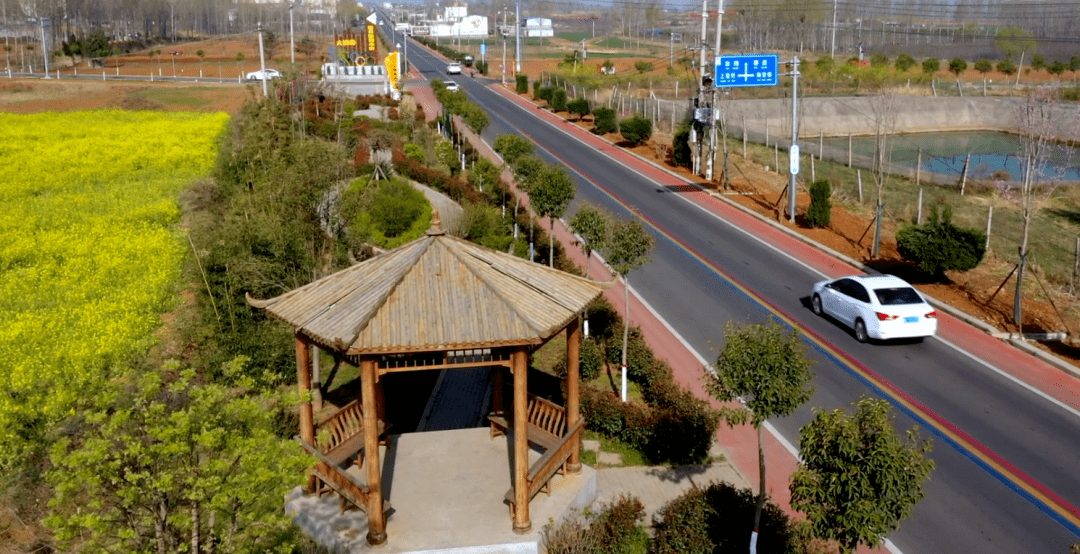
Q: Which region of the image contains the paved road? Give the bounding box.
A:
[390,21,1080,554]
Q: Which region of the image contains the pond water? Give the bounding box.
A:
[822,131,1080,182]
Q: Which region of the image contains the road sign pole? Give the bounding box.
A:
[788,56,800,223]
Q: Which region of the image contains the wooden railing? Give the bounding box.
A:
[488,394,584,516]
[297,437,388,515]
[316,399,364,455]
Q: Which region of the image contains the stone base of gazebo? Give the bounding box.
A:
[286,428,598,553]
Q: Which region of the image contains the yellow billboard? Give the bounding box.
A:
[384,52,399,89]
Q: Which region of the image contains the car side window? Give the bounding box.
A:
[849,282,871,303]
[833,279,853,297]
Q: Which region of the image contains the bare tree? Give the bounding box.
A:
[1010,87,1077,331]
[867,87,897,258]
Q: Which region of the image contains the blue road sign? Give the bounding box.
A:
[714,54,779,87]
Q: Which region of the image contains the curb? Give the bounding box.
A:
[499,89,1080,381]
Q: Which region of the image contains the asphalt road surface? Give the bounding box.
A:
[390,23,1080,554]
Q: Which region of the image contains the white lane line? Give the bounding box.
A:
[936,335,1080,420]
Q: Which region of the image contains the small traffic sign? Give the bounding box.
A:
[789,144,800,175]
[714,54,778,88]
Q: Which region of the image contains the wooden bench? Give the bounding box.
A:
[488,395,584,516]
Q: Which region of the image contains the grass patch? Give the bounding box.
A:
[127,87,219,109]
[584,430,649,467]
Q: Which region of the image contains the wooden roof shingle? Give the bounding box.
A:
[248,230,608,354]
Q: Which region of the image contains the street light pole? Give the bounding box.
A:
[40,18,49,77]
[787,56,801,223]
[289,3,295,65]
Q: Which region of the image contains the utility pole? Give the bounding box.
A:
[502,6,507,85]
[515,1,521,73]
[787,56,801,223]
[694,0,708,176]
[40,18,49,77]
[257,22,268,98]
[706,0,723,181]
[289,1,296,64]
[830,0,838,58]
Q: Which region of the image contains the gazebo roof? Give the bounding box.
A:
[248,230,607,355]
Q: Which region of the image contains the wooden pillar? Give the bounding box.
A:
[566,317,582,473]
[295,334,316,493]
[361,357,387,545]
[512,347,531,533]
[492,366,505,416]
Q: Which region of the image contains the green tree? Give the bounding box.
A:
[974,58,993,75]
[529,165,576,267]
[511,154,546,193]
[602,59,615,74]
[894,53,916,72]
[921,57,939,75]
[791,397,935,554]
[896,204,986,279]
[567,97,591,121]
[570,202,612,279]
[1031,54,1047,70]
[948,57,967,77]
[634,60,653,73]
[618,114,652,146]
[706,320,815,550]
[997,58,1018,76]
[995,27,1036,60]
[593,107,617,134]
[493,134,534,166]
[603,218,654,401]
[1049,60,1066,77]
[805,178,832,228]
[468,155,504,203]
[46,360,311,554]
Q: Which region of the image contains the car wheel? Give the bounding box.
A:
[811,294,823,316]
[854,319,868,343]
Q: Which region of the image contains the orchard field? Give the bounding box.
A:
[0,110,229,468]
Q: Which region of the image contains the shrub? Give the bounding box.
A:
[516,74,529,93]
[552,88,568,112]
[634,61,653,73]
[997,58,1017,75]
[1031,54,1047,70]
[870,53,889,67]
[922,58,940,74]
[593,107,617,135]
[606,327,655,381]
[815,55,834,72]
[538,86,555,104]
[653,482,808,554]
[805,178,832,228]
[542,495,647,554]
[896,204,986,279]
[974,59,993,74]
[532,79,542,98]
[673,123,692,168]
[579,337,604,381]
[618,114,652,146]
[895,53,916,71]
[568,97,591,120]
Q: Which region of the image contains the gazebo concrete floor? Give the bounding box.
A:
[287,427,598,554]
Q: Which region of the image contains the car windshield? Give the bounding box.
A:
[874,286,922,305]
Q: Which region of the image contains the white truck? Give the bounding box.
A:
[394,22,411,35]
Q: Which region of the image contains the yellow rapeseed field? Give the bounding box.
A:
[0,110,229,469]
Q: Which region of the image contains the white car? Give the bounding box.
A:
[245,68,281,81]
[446,62,462,75]
[810,275,937,342]
[445,81,460,92]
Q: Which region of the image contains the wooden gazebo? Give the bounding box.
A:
[248,222,606,545]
